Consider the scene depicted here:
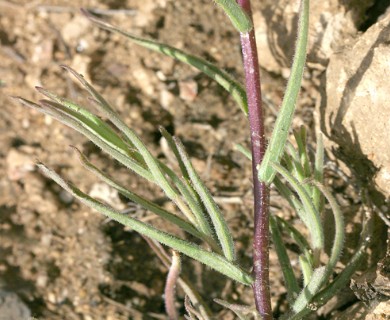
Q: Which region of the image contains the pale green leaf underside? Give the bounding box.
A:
[258,0,309,184]
[214,0,253,33]
[175,138,236,262]
[37,163,253,286]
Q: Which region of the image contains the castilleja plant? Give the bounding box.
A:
[16,0,373,318]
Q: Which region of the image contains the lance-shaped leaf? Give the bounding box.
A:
[15,97,153,182]
[287,212,373,320]
[61,65,204,227]
[70,146,211,243]
[285,181,345,319]
[81,9,248,114]
[273,176,310,229]
[37,163,253,285]
[175,138,236,262]
[312,133,324,212]
[234,143,252,160]
[293,126,311,177]
[280,266,326,320]
[159,127,214,240]
[213,0,253,33]
[274,215,313,268]
[35,87,128,152]
[258,0,310,184]
[270,215,300,302]
[272,163,324,259]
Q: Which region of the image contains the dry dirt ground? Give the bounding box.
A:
[0,0,389,319]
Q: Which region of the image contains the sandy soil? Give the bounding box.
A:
[0,0,388,319]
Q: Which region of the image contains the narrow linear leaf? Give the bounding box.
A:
[160,127,214,238]
[35,86,128,151]
[299,255,313,286]
[270,215,300,302]
[258,0,310,184]
[234,143,252,160]
[274,215,313,267]
[281,266,326,319]
[81,9,248,114]
[285,141,306,185]
[39,98,130,158]
[294,126,311,177]
[309,181,344,274]
[37,163,253,285]
[36,86,145,164]
[288,212,373,320]
[62,65,217,239]
[312,133,324,212]
[175,138,236,262]
[15,97,153,182]
[71,146,208,242]
[62,65,200,226]
[160,126,191,183]
[286,181,345,319]
[273,176,310,228]
[213,0,253,33]
[272,163,324,255]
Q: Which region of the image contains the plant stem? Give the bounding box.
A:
[165,251,181,320]
[236,0,272,318]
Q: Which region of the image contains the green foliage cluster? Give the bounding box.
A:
[16,0,372,318]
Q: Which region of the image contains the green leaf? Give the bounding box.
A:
[287,212,373,320]
[175,138,236,262]
[274,215,313,268]
[70,146,207,242]
[37,163,253,286]
[285,181,345,319]
[273,176,310,229]
[35,87,131,156]
[81,9,248,114]
[62,65,204,226]
[160,127,215,239]
[312,133,324,212]
[258,0,310,184]
[234,143,252,160]
[214,0,253,33]
[293,126,311,177]
[281,266,326,320]
[270,215,300,302]
[272,163,324,257]
[299,255,313,286]
[15,97,153,182]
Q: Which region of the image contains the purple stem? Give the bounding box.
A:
[236,0,272,318]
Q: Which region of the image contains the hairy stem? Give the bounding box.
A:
[236,0,271,318]
[165,251,181,320]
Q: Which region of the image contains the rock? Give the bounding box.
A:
[178,79,198,102]
[61,15,90,44]
[88,182,125,210]
[6,148,36,181]
[320,12,390,198]
[253,0,373,74]
[0,290,31,320]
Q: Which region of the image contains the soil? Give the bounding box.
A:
[0,1,388,319]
